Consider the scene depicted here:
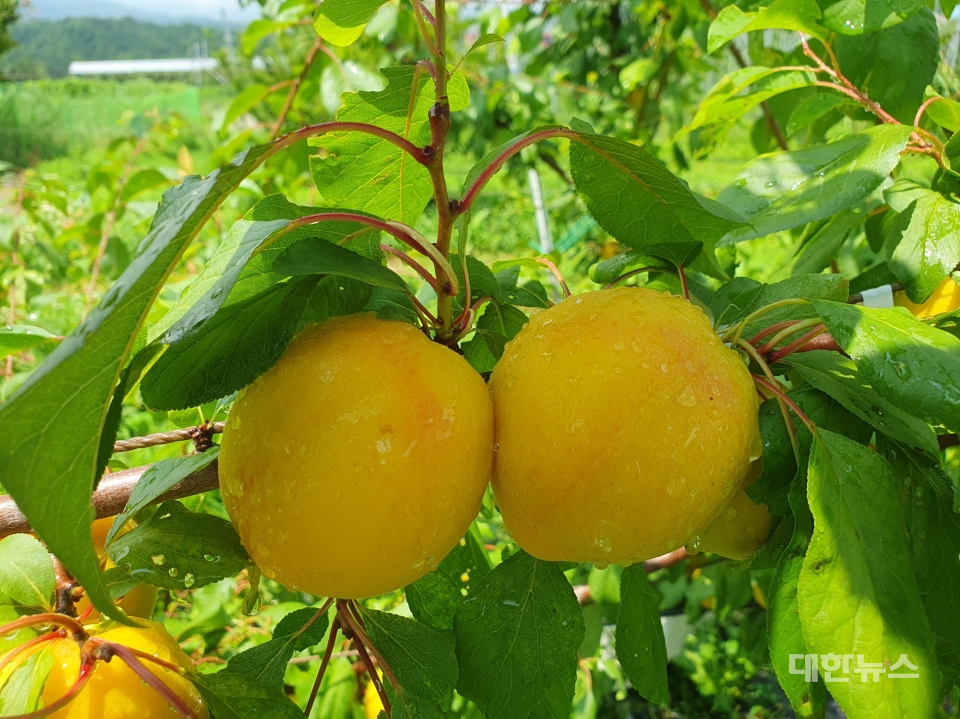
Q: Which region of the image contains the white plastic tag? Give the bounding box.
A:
[861,284,895,309]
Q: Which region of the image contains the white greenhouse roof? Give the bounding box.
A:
[67,58,220,75]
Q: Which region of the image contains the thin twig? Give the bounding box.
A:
[535,258,571,299]
[6,171,28,378]
[272,37,325,140]
[304,617,339,717]
[768,325,828,364]
[112,423,225,453]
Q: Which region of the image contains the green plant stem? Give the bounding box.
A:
[720,298,811,345]
[768,324,828,364]
[756,318,822,355]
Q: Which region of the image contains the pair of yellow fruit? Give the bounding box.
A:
[220,287,768,599]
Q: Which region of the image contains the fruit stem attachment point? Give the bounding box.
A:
[720,298,811,346]
[756,318,822,356]
[768,324,828,364]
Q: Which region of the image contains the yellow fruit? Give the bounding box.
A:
[363,670,385,719]
[76,517,157,621]
[894,277,960,318]
[698,461,772,560]
[491,288,761,565]
[2,622,207,718]
[220,314,494,599]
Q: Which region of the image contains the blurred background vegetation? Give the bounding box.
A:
[3,1,960,717]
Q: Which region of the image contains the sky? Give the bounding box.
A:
[25,0,262,24]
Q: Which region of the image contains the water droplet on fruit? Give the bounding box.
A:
[168,567,179,577]
[184,573,195,588]
[685,537,702,555]
[613,342,624,351]
[667,477,685,497]
[492,443,500,453]
[594,561,609,570]
[151,554,165,566]
[677,387,697,407]
[426,555,438,571]
[689,489,698,498]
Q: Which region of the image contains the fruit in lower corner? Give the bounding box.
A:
[75,517,158,621]
[0,621,207,719]
[363,670,385,719]
[698,461,773,561]
[894,277,960,318]
[490,287,761,565]
[220,314,494,599]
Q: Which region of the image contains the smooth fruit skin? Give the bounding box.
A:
[698,461,772,560]
[75,517,157,621]
[4,622,207,718]
[894,277,960,318]
[220,314,494,599]
[490,288,761,565]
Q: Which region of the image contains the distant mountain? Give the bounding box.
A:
[2,16,228,78]
[23,0,257,25]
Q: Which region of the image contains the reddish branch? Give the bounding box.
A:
[272,37,326,140]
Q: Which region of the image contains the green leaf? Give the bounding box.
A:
[364,286,419,324]
[0,646,53,714]
[570,133,746,266]
[687,68,817,143]
[105,449,221,546]
[438,526,492,593]
[797,429,939,718]
[790,209,863,276]
[715,274,848,335]
[221,84,274,132]
[191,672,304,719]
[314,0,391,46]
[241,18,297,56]
[786,93,857,137]
[225,607,330,691]
[361,609,459,708]
[711,277,762,328]
[462,301,529,372]
[878,438,960,691]
[150,217,291,345]
[615,566,668,704]
[886,191,960,304]
[462,33,504,61]
[0,140,297,620]
[767,459,826,718]
[406,571,463,632]
[784,351,938,454]
[107,500,249,590]
[708,0,825,53]
[272,236,409,291]
[141,277,319,411]
[120,169,170,202]
[813,300,960,433]
[310,67,469,226]
[527,664,576,719]
[922,88,960,133]
[717,125,912,245]
[834,9,938,123]
[494,266,550,309]
[454,551,584,719]
[451,255,503,313]
[0,325,58,361]
[0,535,55,610]
[818,0,926,35]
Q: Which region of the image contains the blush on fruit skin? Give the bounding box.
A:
[0,622,207,719]
[490,287,761,566]
[699,461,773,561]
[220,313,494,600]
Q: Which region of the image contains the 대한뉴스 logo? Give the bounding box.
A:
[789,654,921,682]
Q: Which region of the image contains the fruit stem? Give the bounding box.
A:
[338,602,392,718]
[676,263,690,301]
[604,266,667,289]
[536,258,571,299]
[756,318,822,356]
[5,655,94,719]
[104,642,201,719]
[0,631,62,675]
[768,325,828,364]
[746,320,803,347]
[88,639,185,675]
[0,614,86,641]
[754,375,816,434]
[305,617,340,717]
[720,298,810,345]
[756,378,802,463]
[736,339,784,392]
[381,244,438,292]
